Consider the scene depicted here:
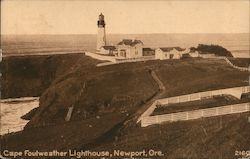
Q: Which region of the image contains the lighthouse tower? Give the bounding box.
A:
[96,13,106,51]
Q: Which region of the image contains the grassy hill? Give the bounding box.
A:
[1,55,249,159]
[1,53,99,98]
[25,57,249,127]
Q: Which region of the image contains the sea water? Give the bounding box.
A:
[2,34,249,58]
[0,97,39,135]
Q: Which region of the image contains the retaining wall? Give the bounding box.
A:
[115,56,155,63]
[86,52,155,65]
[85,52,117,62]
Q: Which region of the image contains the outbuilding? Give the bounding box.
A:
[155,47,186,60]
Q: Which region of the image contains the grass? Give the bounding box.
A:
[94,112,250,159]
[1,53,100,98]
[25,57,249,128]
[1,113,127,151]
[155,58,249,97]
[1,55,249,159]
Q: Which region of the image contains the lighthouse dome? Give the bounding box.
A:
[99,13,104,20]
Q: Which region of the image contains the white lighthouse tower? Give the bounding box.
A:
[96,13,106,51]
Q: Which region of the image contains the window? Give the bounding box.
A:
[170,54,174,59]
[120,49,126,57]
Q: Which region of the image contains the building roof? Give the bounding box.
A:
[101,45,116,50]
[117,39,143,46]
[159,47,185,52]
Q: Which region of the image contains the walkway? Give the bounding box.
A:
[80,69,167,149]
[132,70,166,122]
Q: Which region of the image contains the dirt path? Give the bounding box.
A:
[79,69,167,150]
[132,69,165,119]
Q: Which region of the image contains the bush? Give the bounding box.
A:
[191,44,233,57]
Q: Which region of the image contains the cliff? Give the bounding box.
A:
[1,53,88,98]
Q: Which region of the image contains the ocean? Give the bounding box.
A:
[1,33,249,58]
[0,97,39,135]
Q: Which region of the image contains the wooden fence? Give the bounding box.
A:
[141,103,250,127]
[137,86,250,126]
[216,56,250,72]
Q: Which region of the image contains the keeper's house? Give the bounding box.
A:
[155,47,188,60]
[116,39,143,58]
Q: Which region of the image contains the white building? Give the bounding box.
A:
[116,39,143,58]
[155,47,188,60]
[96,13,106,51]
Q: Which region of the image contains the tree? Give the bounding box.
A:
[191,44,233,57]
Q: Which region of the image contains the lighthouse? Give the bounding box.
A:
[96,13,106,51]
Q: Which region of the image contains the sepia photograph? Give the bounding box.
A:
[0,0,249,158]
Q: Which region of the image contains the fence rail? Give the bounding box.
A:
[157,86,250,105]
[141,103,250,127]
[137,85,250,125]
[215,56,250,72]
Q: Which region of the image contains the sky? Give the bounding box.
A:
[1,0,249,34]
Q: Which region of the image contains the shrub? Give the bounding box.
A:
[191,44,233,57]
